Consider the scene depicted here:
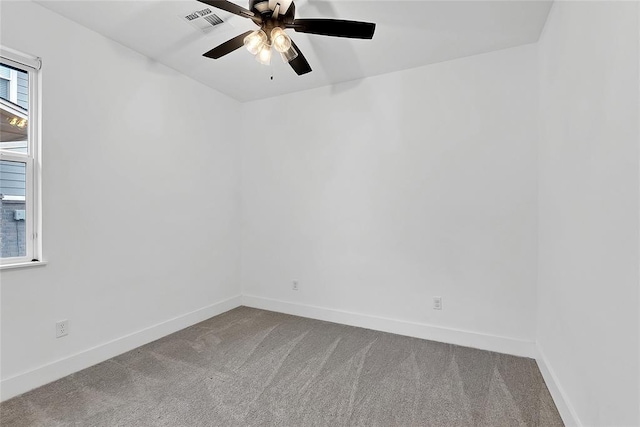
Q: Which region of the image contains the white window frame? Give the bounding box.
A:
[8,68,18,102]
[0,47,42,266]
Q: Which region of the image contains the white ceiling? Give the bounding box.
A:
[35,0,552,102]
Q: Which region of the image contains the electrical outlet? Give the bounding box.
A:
[433,297,442,310]
[56,320,68,338]
[292,281,299,291]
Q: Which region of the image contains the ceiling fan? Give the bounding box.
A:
[198,0,376,75]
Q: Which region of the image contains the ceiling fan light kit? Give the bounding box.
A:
[242,26,296,65]
[199,0,376,75]
[243,29,267,55]
[280,45,298,63]
[271,27,291,52]
[256,43,273,65]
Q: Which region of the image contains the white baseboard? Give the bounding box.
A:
[241,295,536,358]
[0,294,550,406]
[535,345,583,427]
[0,295,242,402]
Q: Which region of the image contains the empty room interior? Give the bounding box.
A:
[0,0,639,426]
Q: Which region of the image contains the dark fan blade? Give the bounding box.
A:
[288,40,312,75]
[198,0,256,19]
[203,31,253,59]
[289,19,376,39]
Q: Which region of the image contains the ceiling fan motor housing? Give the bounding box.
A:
[250,0,295,26]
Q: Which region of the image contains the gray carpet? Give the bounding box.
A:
[0,307,563,426]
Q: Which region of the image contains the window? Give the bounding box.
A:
[0,47,41,265]
[0,78,9,100]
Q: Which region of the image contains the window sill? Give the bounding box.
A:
[0,260,47,270]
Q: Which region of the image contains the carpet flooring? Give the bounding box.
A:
[0,307,563,426]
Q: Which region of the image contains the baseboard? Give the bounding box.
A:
[241,295,536,358]
[535,345,583,427]
[0,295,242,402]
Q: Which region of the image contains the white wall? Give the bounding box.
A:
[537,2,640,426]
[241,45,539,353]
[3,3,638,422]
[0,1,242,400]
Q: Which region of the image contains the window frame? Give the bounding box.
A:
[0,48,42,265]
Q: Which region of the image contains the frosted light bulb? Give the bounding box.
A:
[271,27,291,53]
[244,30,267,55]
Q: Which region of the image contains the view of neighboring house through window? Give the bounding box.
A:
[0,52,39,263]
[0,75,9,100]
